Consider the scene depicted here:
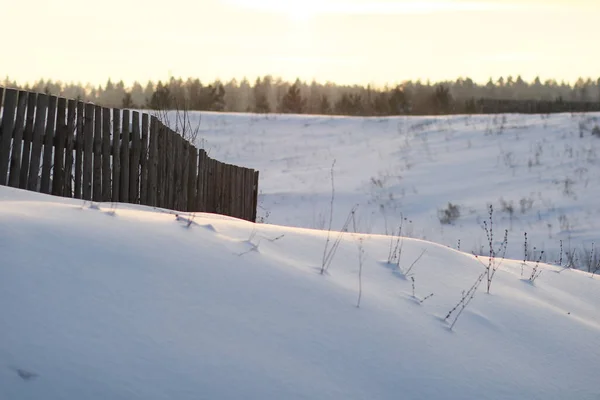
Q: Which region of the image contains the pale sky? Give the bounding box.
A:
[3,0,599,87]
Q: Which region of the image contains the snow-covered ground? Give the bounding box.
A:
[190,111,600,268]
[1,185,600,399]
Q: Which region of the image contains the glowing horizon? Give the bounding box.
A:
[3,0,600,88]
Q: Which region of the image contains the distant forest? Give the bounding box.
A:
[4,75,600,116]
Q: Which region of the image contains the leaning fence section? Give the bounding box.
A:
[0,87,259,222]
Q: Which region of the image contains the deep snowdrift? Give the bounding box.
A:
[1,186,599,399]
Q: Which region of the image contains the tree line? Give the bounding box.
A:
[4,75,600,116]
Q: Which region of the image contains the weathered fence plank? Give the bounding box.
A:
[175,136,184,210]
[165,128,173,209]
[74,102,84,198]
[40,96,58,194]
[245,168,254,221]
[0,89,18,186]
[196,150,207,211]
[130,111,141,203]
[27,94,48,191]
[112,108,121,202]
[187,145,197,213]
[64,99,76,197]
[51,97,67,195]
[19,92,37,189]
[92,105,102,201]
[8,91,28,187]
[140,113,149,205]
[181,141,190,212]
[252,171,259,222]
[120,110,130,203]
[82,103,94,200]
[235,167,243,219]
[147,116,158,207]
[101,107,111,201]
[156,123,165,208]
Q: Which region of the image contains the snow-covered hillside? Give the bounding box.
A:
[1,186,599,399]
[189,111,600,269]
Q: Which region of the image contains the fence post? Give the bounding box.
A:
[130,111,141,203]
[74,101,84,198]
[51,97,67,196]
[64,100,76,197]
[147,116,158,207]
[40,96,58,194]
[140,113,149,205]
[19,92,37,189]
[252,171,259,222]
[112,108,121,202]
[27,94,48,191]
[8,91,28,188]
[186,144,197,212]
[92,105,102,201]
[156,122,166,208]
[0,89,18,186]
[101,107,111,201]
[120,109,130,203]
[82,103,94,200]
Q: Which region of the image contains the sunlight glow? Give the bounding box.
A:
[226,0,521,16]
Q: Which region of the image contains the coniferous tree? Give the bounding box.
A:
[279,80,306,114]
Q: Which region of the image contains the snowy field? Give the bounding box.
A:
[1,185,599,399]
[189,111,600,269]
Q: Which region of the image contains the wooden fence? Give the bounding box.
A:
[0,87,259,222]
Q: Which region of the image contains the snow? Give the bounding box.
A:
[189,111,600,267]
[1,183,600,400]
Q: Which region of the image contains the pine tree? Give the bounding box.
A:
[319,94,331,115]
[122,92,135,109]
[279,80,306,114]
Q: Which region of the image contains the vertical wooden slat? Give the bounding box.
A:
[180,139,187,211]
[156,123,165,208]
[208,158,216,213]
[92,105,102,201]
[40,95,58,194]
[147,116,158,207]
[171,134,179,210]
[225,163,231,216]
[129,111,141,203]
[203,151,211,212]
[164,128,173,209]
[174,136,183,210]
[195,150,205,212]
[51,97,67,195]
[235,167,243,219]
[82,103,94,200]
[216,161,224,214]
[182,141,190,212]
[20,92,37,189]
[8,91,28,187]
[245,168,253,221]
[112,108,121,202]
[252,170,259,222]
[74,101,84,198]
[120,109,130,202]
[27,94,48,191]
[231,165,238,217]
[101,108,111,201]
[63,99,76,197]
[0,89,18,186]
[139,113,149,205]
[187,145,197,212]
